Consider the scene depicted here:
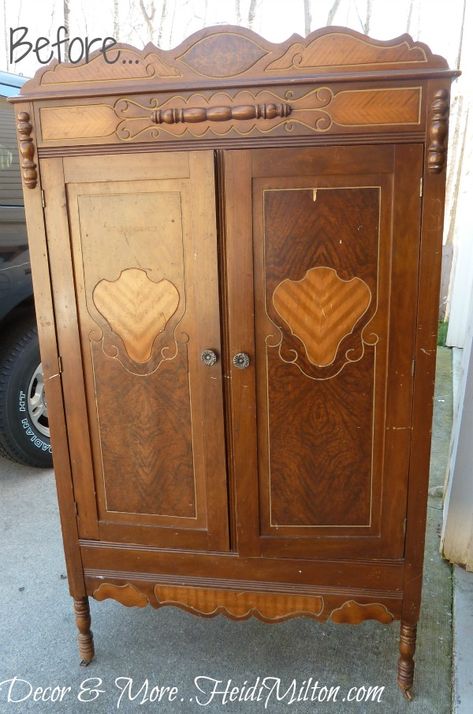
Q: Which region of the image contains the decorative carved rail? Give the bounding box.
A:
[150,102,292,125]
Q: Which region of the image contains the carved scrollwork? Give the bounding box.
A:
[16,112,37,189]
[93,582,150,608]
[114,95,292,140]
[428,89,449,173]
[330,600,394,624]
[107,84,421,143]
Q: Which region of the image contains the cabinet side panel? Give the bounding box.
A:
[17,144,86,595]
[402,80,451,623]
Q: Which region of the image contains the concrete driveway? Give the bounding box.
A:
[0,349,454,713]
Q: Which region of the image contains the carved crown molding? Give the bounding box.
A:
[15,26,451,100]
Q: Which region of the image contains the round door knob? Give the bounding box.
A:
[233,352,250,369]
[201,349,218,367]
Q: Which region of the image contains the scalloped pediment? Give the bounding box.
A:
[16,25,450,99]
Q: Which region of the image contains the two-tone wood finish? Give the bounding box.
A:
[12,26,457,698]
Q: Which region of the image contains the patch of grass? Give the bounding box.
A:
[438,320,449,346]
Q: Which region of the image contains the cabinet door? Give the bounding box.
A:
[42,151,229,551]
[224,145,422,559]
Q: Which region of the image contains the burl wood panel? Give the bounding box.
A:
[71,188,196,518]
[260,186,380,529]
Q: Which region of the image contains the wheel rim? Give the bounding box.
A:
[27,363,50,438]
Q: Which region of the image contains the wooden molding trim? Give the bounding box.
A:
[428,88,449,173]
[16,112,37,189]
[15,26,450,102]
[330,599,394,624]
[37,130,426,158]
[84,568,404,600]
[93,582,150,607]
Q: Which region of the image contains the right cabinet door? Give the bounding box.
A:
[224,144,423,559]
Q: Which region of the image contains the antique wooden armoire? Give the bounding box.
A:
[12,26,457,697]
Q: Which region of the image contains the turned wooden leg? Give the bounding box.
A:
[397,622,417,700]
[73,597,95,666]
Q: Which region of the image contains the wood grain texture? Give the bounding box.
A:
[153,584,324,622]
[93,582,149,607]
[259,176,380,533]
[93,269,180,364]
[263,185,379,381]
[273,267,371,367]
[265,31,428,71]
[330,600,394,624]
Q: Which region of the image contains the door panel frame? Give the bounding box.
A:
[223,144,423,559]
[42,151,230,552]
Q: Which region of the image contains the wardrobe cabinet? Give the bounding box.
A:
[12,26,457,697]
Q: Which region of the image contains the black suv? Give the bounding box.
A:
[0,71,52,468]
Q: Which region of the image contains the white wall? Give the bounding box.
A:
[442,284,473,569]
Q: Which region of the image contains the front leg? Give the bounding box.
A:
[397,621,417,699]
[73,597,95,666]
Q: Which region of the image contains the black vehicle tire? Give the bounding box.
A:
[0,319,53,468]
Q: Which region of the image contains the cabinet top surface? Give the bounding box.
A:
[12,25,456,103]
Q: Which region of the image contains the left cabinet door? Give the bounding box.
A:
[41,151,230,551]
